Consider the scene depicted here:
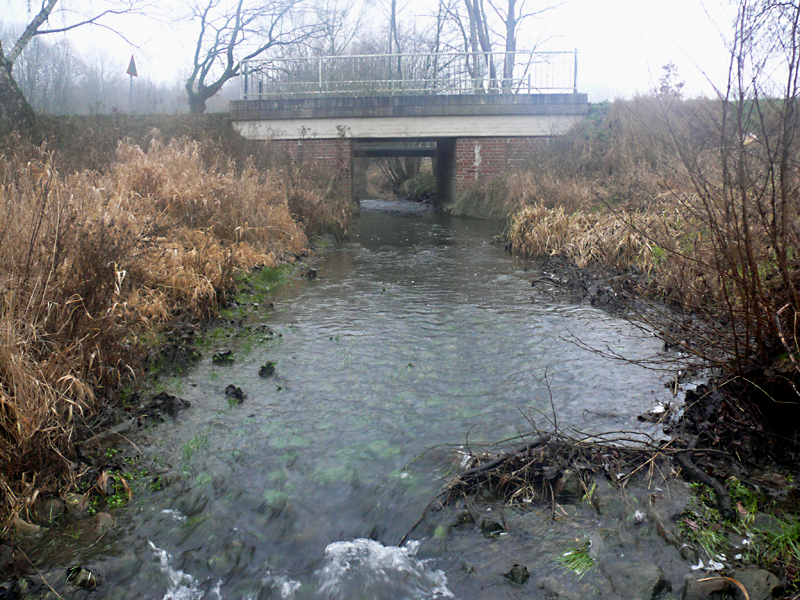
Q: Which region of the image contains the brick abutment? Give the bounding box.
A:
[270,138,354,199]
[269,136,548,204]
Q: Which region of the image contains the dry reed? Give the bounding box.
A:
[0,132,337,524]
[506,202,683,273]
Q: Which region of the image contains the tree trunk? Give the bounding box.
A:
[502,0,516,90]
[0,43,36,129]
[390,0,402,80]
[464,0,482,85]
[187,94,207,114]
[7,0,59,66]
[475,0,496,88]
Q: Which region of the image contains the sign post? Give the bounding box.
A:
[126,55,138,113]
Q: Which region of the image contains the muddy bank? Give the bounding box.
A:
[414,427,793,600]
[0,258,304,571]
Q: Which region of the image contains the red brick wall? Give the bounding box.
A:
[453,137,549,194]
[267,136,547,202]
[270,138,353,197]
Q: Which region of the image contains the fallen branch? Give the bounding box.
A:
[674,437,735,521]
[453,434,551,483]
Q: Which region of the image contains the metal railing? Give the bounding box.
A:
[240,50,577,99]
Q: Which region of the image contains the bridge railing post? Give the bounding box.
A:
[573,49,578,93]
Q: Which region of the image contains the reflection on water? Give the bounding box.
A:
[35,200,673,599]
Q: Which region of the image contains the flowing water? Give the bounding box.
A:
[31,200,677,599]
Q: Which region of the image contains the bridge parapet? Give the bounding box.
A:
[231,92,586,124]
[241,51,577,100]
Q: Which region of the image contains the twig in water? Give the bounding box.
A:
[18,546,65,600]
[398,496,445,548]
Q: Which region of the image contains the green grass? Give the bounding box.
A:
[681,478,800,589]
[581,481,597,505]
[749,518,800,587]
[557,539,594,578]
[232,264,293,306]
[182,433,209,463]
[678,483,729,559]
[198,322,277,359]
[728,477,761,524]
[197,328,228,351]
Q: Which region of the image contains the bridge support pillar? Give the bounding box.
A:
[352,157,369,200]
[434,138,456,203]
[431,136,549,211]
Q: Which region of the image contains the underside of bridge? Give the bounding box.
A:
[230,93,588,207]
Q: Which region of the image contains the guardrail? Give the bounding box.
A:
[241,50,577,99]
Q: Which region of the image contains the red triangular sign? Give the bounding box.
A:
[126,55,138,77]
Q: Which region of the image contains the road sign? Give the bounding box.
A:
[127,55,138,77]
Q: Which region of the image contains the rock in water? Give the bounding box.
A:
[212,349,234,365]
[67,566,99,590]
[225,385,245,403]
[13,516,43,538]
[145,392,191,418]
[480,517,505,537]
[32,495,65,524]
[602,561,669,599]
[732,569,782,600]
[259,362,277,377]
[299,264,317,279]
[504,564,530,585]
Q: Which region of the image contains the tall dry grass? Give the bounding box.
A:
[0,133,332,522]
[506,203,684,272]
[458,100,680,219]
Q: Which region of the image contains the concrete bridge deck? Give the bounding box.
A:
[231,93,587,140]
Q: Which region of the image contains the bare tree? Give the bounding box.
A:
[185,0,319,114]
[636,0,800,386]
[1,0,148,128]
[444,0,560,90]
[310,0,364,56]
[0,40,37,127]
[12,35,82,115]
[81,50,127,114]
[485,0,561,88]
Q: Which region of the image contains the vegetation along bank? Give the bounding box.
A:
[0,115,353,531]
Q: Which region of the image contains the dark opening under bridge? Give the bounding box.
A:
[230,51,588,207]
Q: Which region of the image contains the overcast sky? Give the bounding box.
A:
[3,0,735,102]
[543,0,732,100]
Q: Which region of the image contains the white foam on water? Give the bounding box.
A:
[212,580,223,599]
[161,509,187,522]
[316,538,454,600]
[278,577,302,598]
[149,541,203,600]
[261,572,302,599]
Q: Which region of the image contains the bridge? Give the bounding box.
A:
[230,51,588,208]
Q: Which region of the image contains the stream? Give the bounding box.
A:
[28,200,678,599]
